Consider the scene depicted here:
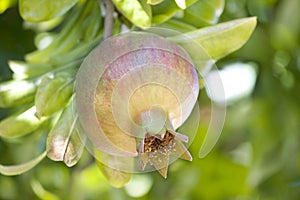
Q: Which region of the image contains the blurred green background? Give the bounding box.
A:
[1,0,300,199]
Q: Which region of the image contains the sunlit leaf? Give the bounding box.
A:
[34,32,56,50]
[23,16,63,32]
[169,17,257,61]
[24,1,86,64]
[147,0,164,5]
[35,70,75,117]
[181,0,225,27]
[23,0,100,66]
[157,19,196,32]
[175,0,186,9]
[8,61,54,80]
[0,106,45,138]
[94,148,132,188]
[112,0,152,28]
[152,0,197,24]
[0,78,37,108]
[19,0,78,22]
[0,0,17,13]
[0,151,46,176]
[46,97,84,167]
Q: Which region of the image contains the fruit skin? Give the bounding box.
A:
[75,31,199,157]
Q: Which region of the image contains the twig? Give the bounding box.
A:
[102,0,114,40]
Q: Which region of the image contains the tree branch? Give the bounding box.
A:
[102,0,114,40]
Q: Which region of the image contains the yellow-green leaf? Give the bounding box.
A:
[35,70,74,117]
[0,151,46,176]
[0,106,44,138]
[0,0,17,13]
[147,0,164,5]
[9,61,54,80]
[46,98,84,167]
[94,148,132,188]
[0,78,37,108]
[157,19,196,32]
[181,0,225,27]
[112,0,151,28]
[169,17,257,62]
[30,179,60,200]
[19,0,78,22]
[175,0,186,9]
[152,0,197,24]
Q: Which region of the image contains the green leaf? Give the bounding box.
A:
[24,0,98,64]
[8,61,54,80]
[181,0,225,27]
[46,98,84,167]
[0,106,44,138]
[62,123,85,167]
[51,34,102,65]
[0,151,46,176]
[152,0,197,24]
[147,0,165,5]
[24,1,86,63]
[35,70,75,117]
[30,179,60,200]
[94,148,132,188]
[34,32,57,50]
[0,0,17,13]
[112,17,122,36]
[169,17,257,62]
[0,78,37,108]
[19,0,78,22]
[175,0,186,9]
[81,2,102,41]
[111,0,152,28]
[157,19,196,32]
[23,16,63,32]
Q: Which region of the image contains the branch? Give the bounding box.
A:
[102,0,114,40]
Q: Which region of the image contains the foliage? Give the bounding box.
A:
[0,0,299,199]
